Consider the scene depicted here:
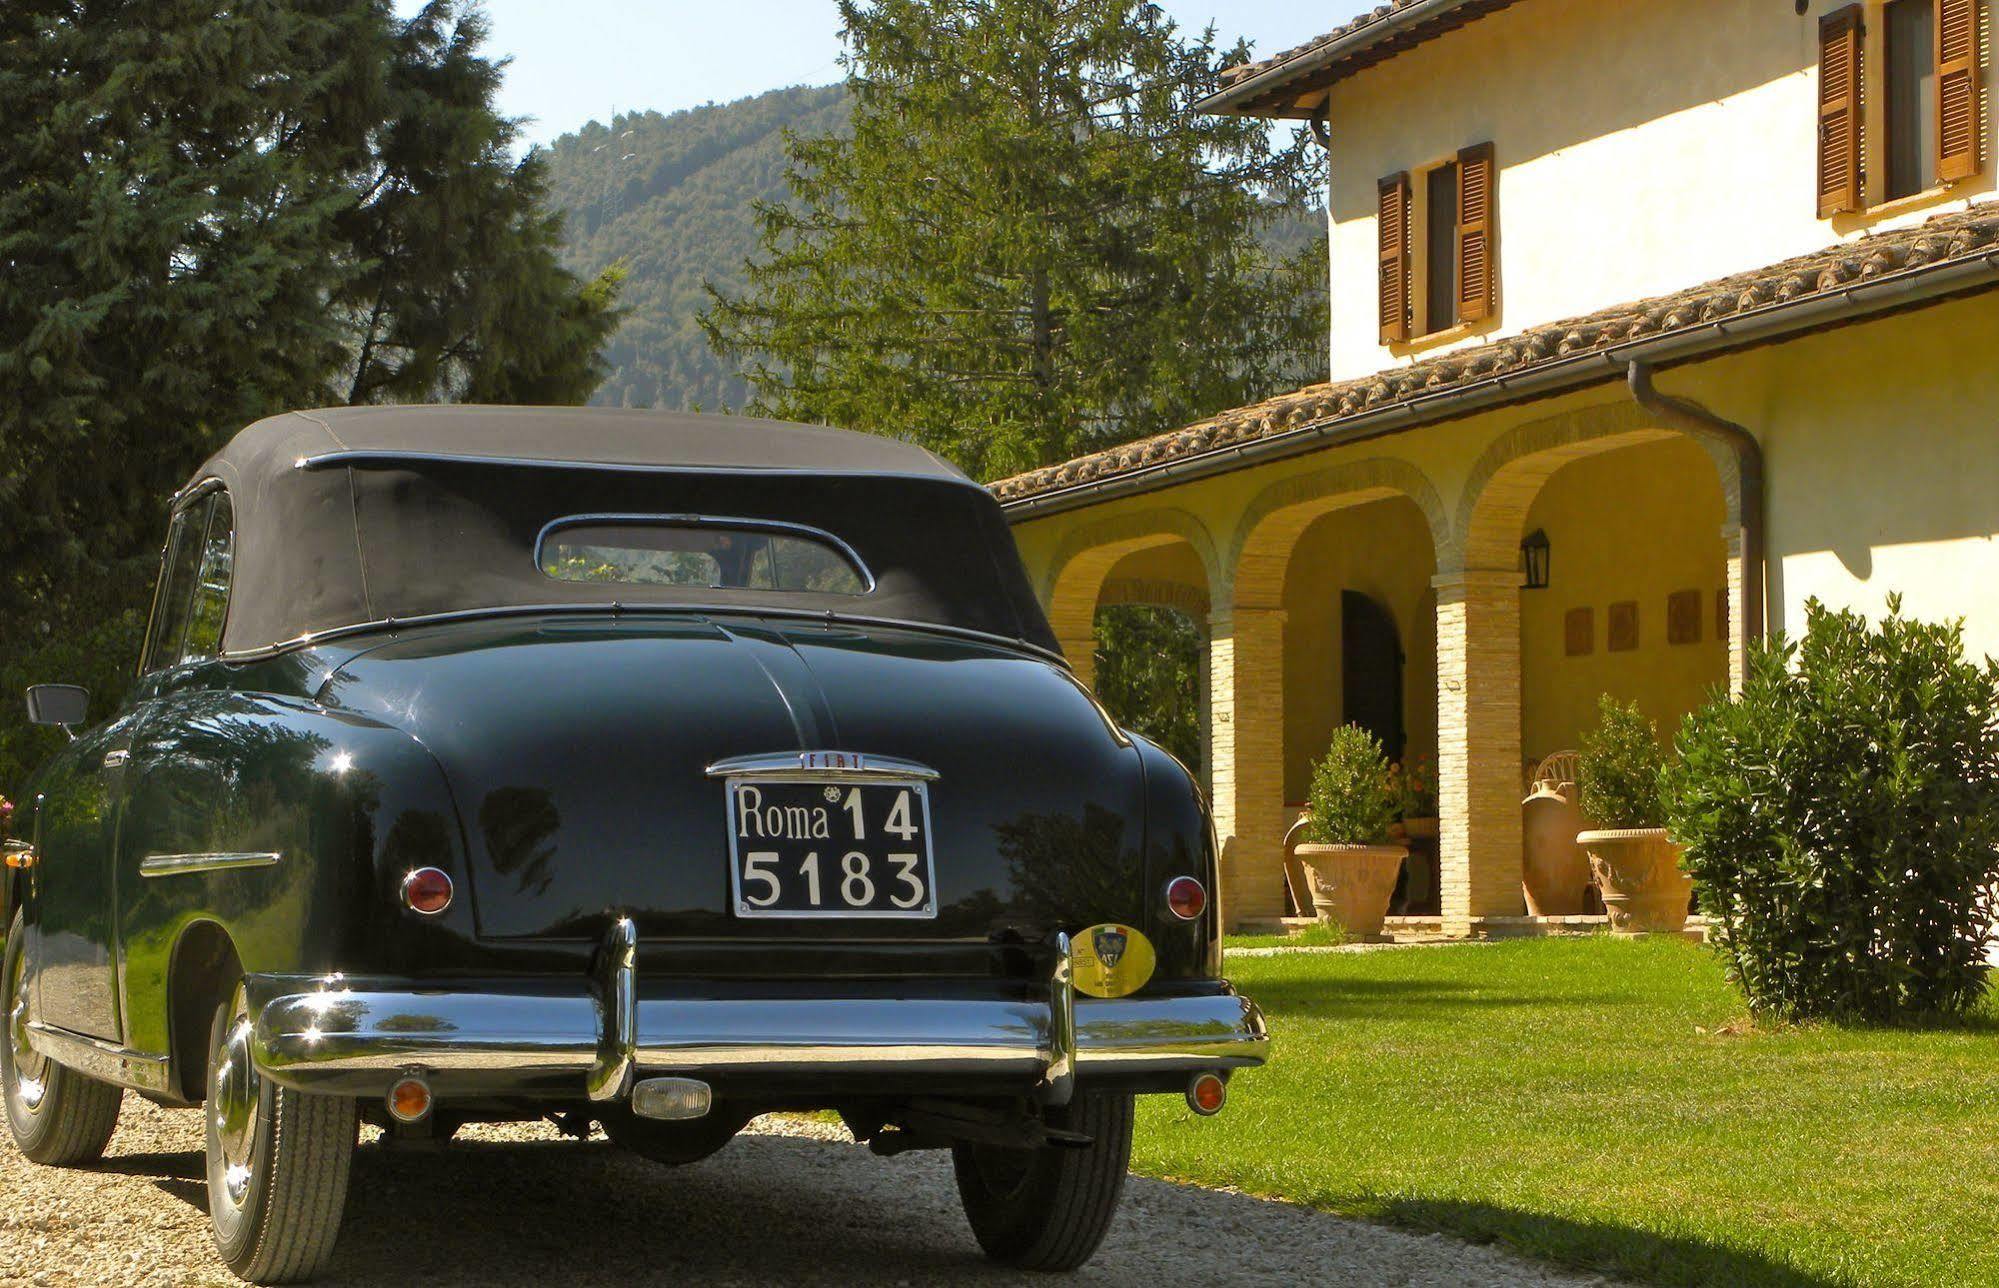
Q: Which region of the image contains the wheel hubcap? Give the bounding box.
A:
[210,1007,260,1207]
[5,941,48,1116]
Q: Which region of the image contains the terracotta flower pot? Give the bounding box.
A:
[1293,843,1407,939]
[1577,828,1693,935]
[1399,816,1439,842]
[1521,785,1593,916]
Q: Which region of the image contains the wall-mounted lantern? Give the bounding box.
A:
[1521,529,1551,590]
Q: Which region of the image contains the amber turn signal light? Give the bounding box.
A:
[1187,1071,1227,1116]
[1164,875,1207,921]
[401,867,453,916]
[387,1073,433,1124]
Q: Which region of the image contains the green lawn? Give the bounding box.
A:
[1132,937,1999,1287]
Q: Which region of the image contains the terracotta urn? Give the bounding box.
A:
[1521,784,1594,916]
[1577,828,1693,935]
[1293,843,1407,939]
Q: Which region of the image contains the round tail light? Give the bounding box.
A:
[1165,876,1207,922]
[1187,1072,1227,1116]
[401,867,454,916]
[387,1073,433,1124]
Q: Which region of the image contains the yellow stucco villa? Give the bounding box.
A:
[992,0,1999,934]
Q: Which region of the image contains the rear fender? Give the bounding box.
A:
[114,693,471,1057]
[1134,738,1222,981]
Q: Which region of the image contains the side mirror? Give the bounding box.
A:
[25,685,89,731]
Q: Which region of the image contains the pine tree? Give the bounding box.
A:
[336,3,622,405]
[702,0,1323,481]
[0,0,617,791]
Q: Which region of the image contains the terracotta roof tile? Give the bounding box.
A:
[991,207,1999,505]
[1216,1,1439,89]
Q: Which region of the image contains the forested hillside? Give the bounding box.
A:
[545,83,1326,416]
[544,84,851,412]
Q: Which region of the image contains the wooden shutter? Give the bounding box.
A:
[1818,6,1865,216]
[1378,172,1411,343]
[1455,142,1496,324]
[1937,0,1982,183]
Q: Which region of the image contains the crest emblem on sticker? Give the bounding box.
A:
[1070,923,1155,999]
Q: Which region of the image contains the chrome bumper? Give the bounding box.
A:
[246,929,1268,1101]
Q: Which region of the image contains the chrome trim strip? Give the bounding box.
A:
[291,450,990,495]
[533,513,878,595]
[587,918,638,1103]
[139,852,281,879]
[705,751,941,782]
[25,1023,174,1097]
[213,603,1071,672]
[246,977,1268,1093]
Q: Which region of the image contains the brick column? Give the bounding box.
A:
[1197,637,1213,797]
[1208,608,1287,926]
[1058,634,1098,691]
[1434,570,1524,937]
[1721,525,1749,697]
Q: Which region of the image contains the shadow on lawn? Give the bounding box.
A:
[1376,1197,1835,1288]
[1245,974,1620,1019]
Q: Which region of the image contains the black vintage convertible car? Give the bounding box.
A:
[2,406,1267,1282]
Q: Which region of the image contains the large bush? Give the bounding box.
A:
[1578,695,1668,829]
[1303,725,1401,847]
[1666,598,1999,1021]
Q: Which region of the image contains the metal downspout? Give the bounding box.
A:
[1625,361,1765,643]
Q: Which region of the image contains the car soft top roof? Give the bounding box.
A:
[186,405,974,492]
[183,406,1058,658]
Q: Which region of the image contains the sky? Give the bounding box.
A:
[396,1,1374,150]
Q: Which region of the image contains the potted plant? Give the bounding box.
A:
[1576,696,1692,935]
[1294,725,1407,939]
[1390,755,1439,841]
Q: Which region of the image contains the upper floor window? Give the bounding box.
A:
[1379,142,1497,345]
[1819,1,1982,216]
[1886,0,1939,198]
[142,487,235,673]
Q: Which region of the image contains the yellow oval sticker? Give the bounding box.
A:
[1071,923,1155,999]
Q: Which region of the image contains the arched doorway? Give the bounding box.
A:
[1341,590,1406,760]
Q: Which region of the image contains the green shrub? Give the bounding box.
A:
[1303,725,1401,846]
[1578,695,1667,829]
[1665,598,1999,1021]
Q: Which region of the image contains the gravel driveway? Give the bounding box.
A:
[1,1099,1602,1287]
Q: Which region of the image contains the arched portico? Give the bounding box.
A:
[1440,401,1743,935]
[1041,509,1220,690]
[1208,460,1448,923]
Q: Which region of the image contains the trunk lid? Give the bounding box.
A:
[321,614,1146,946]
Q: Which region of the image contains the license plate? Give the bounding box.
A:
[725,778,938,918]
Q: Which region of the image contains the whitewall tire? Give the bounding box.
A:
[2,911,122,1166]
[205,982,357,1284]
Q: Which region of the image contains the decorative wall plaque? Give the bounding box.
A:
[1607,600,1639,652]
[1667,589,1703,645]
[1565,607,1594,657]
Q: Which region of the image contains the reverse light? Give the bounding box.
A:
[1187,1071,1227,1116]
[387,1072,433,1124]
[400,867,454,916]
[1164,876,1207,922]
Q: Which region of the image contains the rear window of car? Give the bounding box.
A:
[537,519,870,596]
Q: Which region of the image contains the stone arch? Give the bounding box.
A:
[1098,578,1212,618]
[1041,508,1220,645]
[1225,457,1449,611]
[1453,400,1743,573]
